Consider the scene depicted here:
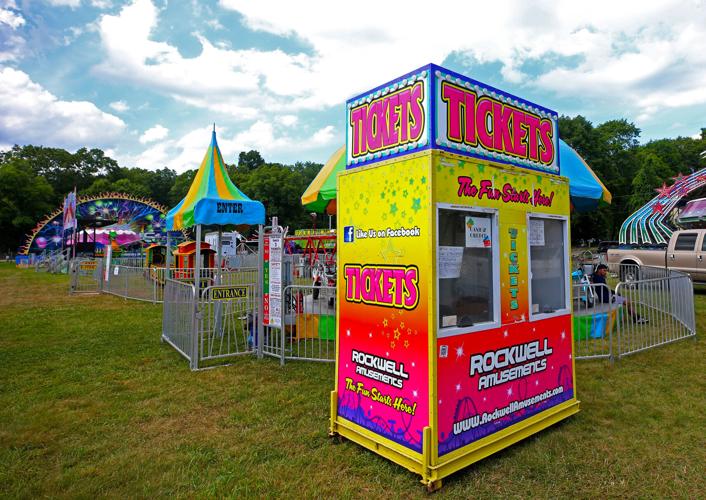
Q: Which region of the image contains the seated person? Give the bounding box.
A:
[591,264,647,324]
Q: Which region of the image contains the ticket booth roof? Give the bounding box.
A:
[173,241,214,256]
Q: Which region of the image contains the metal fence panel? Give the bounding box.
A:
[572,282,615,361]
[263,284,336,363]
[613,263,670,282]
[161,268,260,370]
[69,258,102,294]
[161,278,196,362]
[195,282,258,368]
[615,273,696,358]
[103,265,162,303]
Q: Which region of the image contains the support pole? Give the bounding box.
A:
[216,227,223,285]
[257,224,264,359]
[165,231,172,280]
[214,227,224,338]
[191,224,202,370]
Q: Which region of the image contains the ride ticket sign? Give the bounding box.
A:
[346,64,560,175]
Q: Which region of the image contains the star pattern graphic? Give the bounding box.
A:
[655,182,672,197]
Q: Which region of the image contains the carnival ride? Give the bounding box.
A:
[20,193,183,257]
[619,167,706,245]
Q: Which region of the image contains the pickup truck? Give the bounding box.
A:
[606,229,706,283]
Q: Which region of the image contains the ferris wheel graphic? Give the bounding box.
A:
[338,390,422,451]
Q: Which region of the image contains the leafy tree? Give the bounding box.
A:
[111,178,151,198]
[233,163,312,229]
[0,159,54,251]
[168,170,197,207]
[237,150,265,172]
[628,153,663,212]
[0,145,119,205]
[82,178,113,196]
[559,115,601,162]
[147,167,177,206]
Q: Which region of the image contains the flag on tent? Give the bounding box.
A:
[63,190,77,230]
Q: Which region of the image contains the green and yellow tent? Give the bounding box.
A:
[301,145,345,215]
[167,129,265,230]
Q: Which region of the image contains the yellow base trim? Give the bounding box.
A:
[334,418,424,475]
[332,398,580,487]
[329,390,338,435]
[432,398,580,482]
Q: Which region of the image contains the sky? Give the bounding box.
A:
[1,0,705,173]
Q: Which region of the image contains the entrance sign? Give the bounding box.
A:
[346,64,559,175]
[79,260,97,271]
[211,286,248,301]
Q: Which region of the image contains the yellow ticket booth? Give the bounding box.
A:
[330,64,579,490]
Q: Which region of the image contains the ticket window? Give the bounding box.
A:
[528,215,569,318]
[437,206,500,336]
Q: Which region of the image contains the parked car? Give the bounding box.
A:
[596,240,619,254]
[606,229,706,283]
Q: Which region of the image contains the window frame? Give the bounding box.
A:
[526,212,571,321]
[674,232,698,251]
[436,203,501,338]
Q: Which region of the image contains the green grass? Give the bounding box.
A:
[0,263,704,498]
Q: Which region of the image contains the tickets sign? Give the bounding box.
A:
[346,64,560,175]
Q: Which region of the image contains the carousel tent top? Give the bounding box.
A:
[167,128,265,230]
[301,140,611,214]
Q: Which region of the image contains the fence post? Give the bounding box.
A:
[190,224,202,371]
[281,285,286,366]
[257,225,264,359]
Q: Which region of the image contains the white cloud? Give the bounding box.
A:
[46,0,81,7]
[94,0,317,117]
[311,125,334,146]
[0,32,24,62]
[109,100,129,112]
[0,67,126,149]
[205,18,223,31]
[0,7,24,29]
[217,0,706,120]
[139,124,169,144]
[126,122,336,172]
[90,0,706,130]
[276,115,298,127]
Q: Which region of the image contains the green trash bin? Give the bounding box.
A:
[573,315,592,341]
[318,315,336,340]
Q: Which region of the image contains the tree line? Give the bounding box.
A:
[0,116,705,252]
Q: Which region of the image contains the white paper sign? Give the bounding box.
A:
[465,216,492,248]
[529,219,545,246]
[439,246,464,279]
[268,234,283,327]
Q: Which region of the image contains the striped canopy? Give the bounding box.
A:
[559,139,612,212]
[300,145,345,214]
[167,129,265,230]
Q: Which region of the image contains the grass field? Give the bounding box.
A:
[0,263,704,498]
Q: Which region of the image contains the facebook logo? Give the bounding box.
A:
[343,226,355,243]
